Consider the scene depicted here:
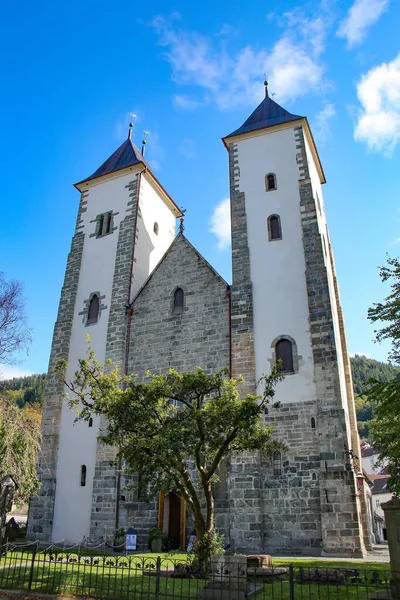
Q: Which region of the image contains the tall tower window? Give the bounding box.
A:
[80,465,87,487]
[172,287,184,315]
[276,339,294,373]
[87,294,100,325]
[273,451,282,476]
[271,335,299,374]
[91,211,118,238]
[265,173,277,191]
[267,215,282,241]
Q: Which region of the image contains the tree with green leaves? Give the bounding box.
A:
[366,255,400,493]
[0,395,42,504]
[58,350,285,566]
[368,255,400,366]
[364,377,400,494]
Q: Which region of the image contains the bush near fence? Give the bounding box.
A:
[0,542,395,600]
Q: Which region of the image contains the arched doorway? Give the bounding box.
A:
[158,492,186,550]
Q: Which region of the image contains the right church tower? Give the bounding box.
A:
[223,83,372,556]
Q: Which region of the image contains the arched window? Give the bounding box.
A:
[273,451,282,477]
[154,222,159,235]
[87,294,100,325]
[88,417,93,428]
[172,288,184,315]
[80,465,87,487]
[276,339,294,373]
[267,215,282,241]
[311,417,316,429]
[265,173,277,191]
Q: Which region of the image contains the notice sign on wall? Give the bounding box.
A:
[126,527,137,551]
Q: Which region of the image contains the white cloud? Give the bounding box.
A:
[0,366,33,380]
[354,54,400,153]
[173,95,200,110]
[314,103,336,140]
[209,198,231,249]
[151,11,328,110]
[337,0,389,47]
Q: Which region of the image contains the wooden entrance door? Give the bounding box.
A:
[168,492,181,549]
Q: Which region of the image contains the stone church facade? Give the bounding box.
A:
[28,86,372,556]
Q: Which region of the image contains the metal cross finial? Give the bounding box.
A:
[128,113,137,140]
[179,208,187,234]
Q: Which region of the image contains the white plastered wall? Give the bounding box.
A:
[52,168,176,543]
[234,126,317,405]
[131,175,177,298]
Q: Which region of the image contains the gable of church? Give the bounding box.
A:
[128,234,229,378]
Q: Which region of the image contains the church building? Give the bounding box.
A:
[28,85,372,556]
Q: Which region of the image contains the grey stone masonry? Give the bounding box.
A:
[327,235,373,551]
[228,142,262,554]
[28,192,87,541]
[89,175,140,543]
[262,401,322,555]
[129,233,229,377]
[295,125,364,556]
[123,233,230,547]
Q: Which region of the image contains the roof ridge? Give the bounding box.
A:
[224,94,303,140]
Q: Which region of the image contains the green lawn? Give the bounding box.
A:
[0,550,392,600]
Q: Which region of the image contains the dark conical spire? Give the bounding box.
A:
[75,138,149,187]
[224,85,303,140]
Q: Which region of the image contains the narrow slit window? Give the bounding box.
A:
[87,294,100,325]
[273,451,282,477]
[266,173,277,191]
[173,288,184,315]
[106,212,112,234]
[154,222,159,235]
[81,465,87,487]
[311,417,316,429]
[98,215,104,236]
[88,417,93,428]
[276,339,294,373]
[268,215,282,241]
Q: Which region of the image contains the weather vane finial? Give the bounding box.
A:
[141,130,149,156]
[128,113,137,140]
[179,208,187,235]
[264,73,269,98]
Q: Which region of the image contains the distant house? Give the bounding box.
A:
[361,443,391,542]
[361,442,388,475]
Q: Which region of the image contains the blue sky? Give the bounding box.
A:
[1,0,399,378]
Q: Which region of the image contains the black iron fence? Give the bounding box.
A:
[0,542,396,600]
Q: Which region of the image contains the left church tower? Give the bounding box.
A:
[28,129,181,543]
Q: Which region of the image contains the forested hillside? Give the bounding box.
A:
[350,355,398,394]
[0,373,46,408]
[350,355,398,440]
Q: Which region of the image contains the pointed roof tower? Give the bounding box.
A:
[74,124,182,214]
[224,80,303,141]
[74,133,151,190]
[222,80,325,183]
